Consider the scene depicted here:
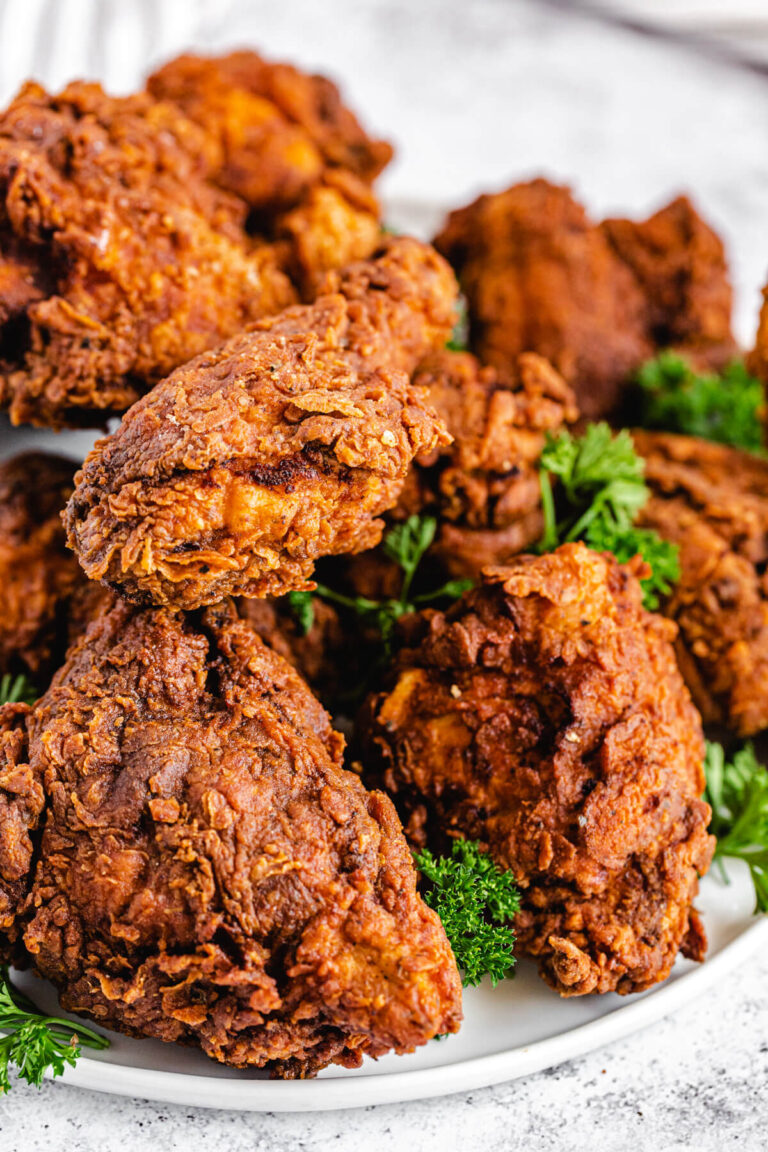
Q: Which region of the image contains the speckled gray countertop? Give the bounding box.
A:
[1,1,767,1147]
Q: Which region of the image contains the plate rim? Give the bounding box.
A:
[39,914,768,1113]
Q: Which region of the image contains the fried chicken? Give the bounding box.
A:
[147,51,392,212]
[633,429,768,736]
[0,452,84,683]
[2,598,461,1075]
[434,180,734,418]
[404,348,578,579]
[358,543,713,996]
[65,238,457,609]
[235,595,346,701]
[0,80,296,428]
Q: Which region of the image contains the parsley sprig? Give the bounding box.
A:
[0,967,109,1092]
[637,353,764,452]
[704,741,768,913]
[415,839,520,987]
[538,423,680,609]
[289,515,472,654]
[0,674,38,706]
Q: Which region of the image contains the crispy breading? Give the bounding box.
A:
[235,595,345,699]
[405,348,578,578]
[435,180,734,418]
[0,81,296,427]
[147,51,392,210]
[358,544,713,996]
[4,599,461,1076]
[0,452,84,682]
[65,239,457,609]
[634,429,768,736]
[601,196,735,366]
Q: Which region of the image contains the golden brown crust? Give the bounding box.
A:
[0,81,297,428]
[65,239,457,609]
[405,349,578,578]
[358,543,713,996]
[634,428,768,736]
[0,702,40,960]
[0,452,84,681]
[147,51,392,209]
[11,599,461,1075]
[435,180,734,419]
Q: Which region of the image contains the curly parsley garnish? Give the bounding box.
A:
[0,674,38,706]
[637,353,764,452]
[538,423,680,609]
[446,296,469,352]
[288,515,472,653]
[704,741,768,913]
[0,967,109,1092]
[415,839,520,987]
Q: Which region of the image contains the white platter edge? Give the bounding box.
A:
[37,915,768,1113]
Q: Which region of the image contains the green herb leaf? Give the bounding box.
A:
[0,967,109,1092]
[414,839,520,987]
[446,296,469,352]
[704,742,768,913]
[637,353,764,452]
[286,590,315,636]
[537,423,680,609]
[0,674,38,706]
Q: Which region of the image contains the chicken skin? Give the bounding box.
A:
[435,180,734,418]
[359,544,713,996]
[0,452,84,683]
[403,348,578,580]
[2,599,461,1076]
[0,81,296,428]
[633,429,768,737]
[65,238,457,609]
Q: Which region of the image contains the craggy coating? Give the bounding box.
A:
[0,452,83,682]
[359,544,713,996]
[148,51,392,212]
[403,349,578,579]
[148,53,390,299]
[601,196,735,367]
[634,429,768,737]
[235,595,345,701]
[0,81,296,427]
[435,180,734,419]
[65,239,457,609]
[0,701,41,959]
[7,600,461,1076]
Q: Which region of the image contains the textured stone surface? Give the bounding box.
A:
[1,0,768,1145]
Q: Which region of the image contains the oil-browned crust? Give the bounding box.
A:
[0,702,41,960]
[234,595,345,700]
[65,238,457,609]
[358,543,713,996]
[8,599,461,1076]
[0,80,297,428]
[404,348,579,579]
[0,452,84,681]
[147,51,392,211]
[435,180,734,419]
[634,429,768,736]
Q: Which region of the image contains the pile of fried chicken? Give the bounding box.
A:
[0,49,766,1079]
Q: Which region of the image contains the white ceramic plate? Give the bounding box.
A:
[10,862,766,1112]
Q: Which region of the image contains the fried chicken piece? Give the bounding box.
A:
[65,238,457,609]
[601,196,735,368]
[633,429,768,736]
[404,349,578,579]
[0,701,42,959]
[0,81,296,427]
[435,180,734,419]
[148,51,392,212]
[2,599,461,1075]
[0,452,85,683]
[358,544,713,996]
[235,595,345,700]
